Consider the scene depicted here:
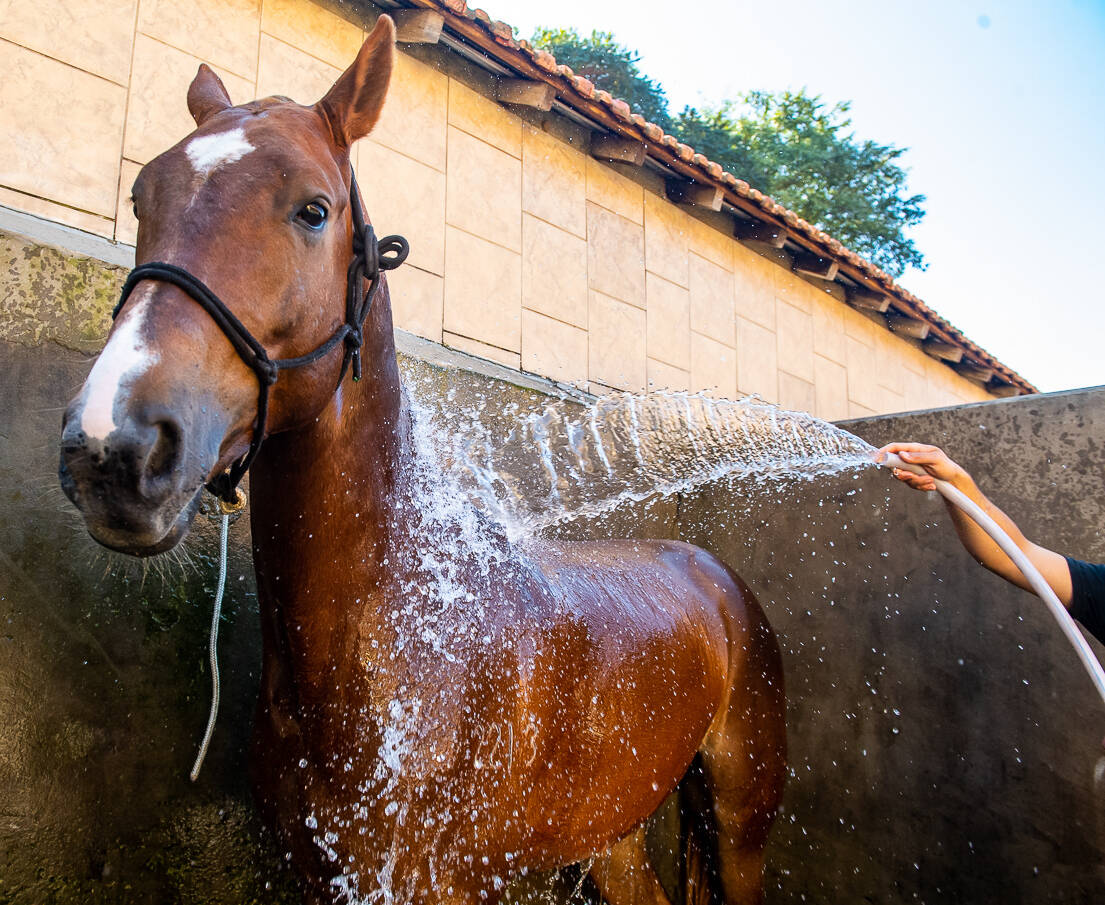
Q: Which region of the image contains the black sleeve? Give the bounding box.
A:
[1065,557,1105,645]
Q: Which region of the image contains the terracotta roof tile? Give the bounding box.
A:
[532,49,558,72]
[572,75,595,98]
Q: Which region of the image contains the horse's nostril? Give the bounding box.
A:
[145,419,183,481]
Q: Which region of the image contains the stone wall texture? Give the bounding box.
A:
[0,0,997,414]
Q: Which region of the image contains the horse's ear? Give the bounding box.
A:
[315,15,396,147]
[188,64,233,126]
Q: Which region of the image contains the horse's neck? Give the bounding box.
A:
[248,288,411,679]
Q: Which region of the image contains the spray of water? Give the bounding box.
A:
[312,364,877,903]
[409,377,876,537]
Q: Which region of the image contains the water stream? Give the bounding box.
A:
[406,374,876,537]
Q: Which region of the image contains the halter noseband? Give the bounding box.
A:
[112,169,409,504]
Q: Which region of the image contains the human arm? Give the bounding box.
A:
[874,442,1074,605]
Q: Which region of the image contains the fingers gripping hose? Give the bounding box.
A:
[880,452,1105,708]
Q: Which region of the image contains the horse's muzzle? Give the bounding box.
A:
[59,402,203,556]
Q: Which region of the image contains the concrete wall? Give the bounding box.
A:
[676,388,1105,903]
[0,0,995,415]
[1,223,1101,903]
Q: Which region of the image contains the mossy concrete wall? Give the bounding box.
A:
[2,223,1102,903]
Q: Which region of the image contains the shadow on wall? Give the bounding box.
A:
[1,225,1103,903]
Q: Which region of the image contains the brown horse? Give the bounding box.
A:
[58,16,785,905]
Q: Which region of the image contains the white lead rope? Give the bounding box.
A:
[881,453,1105,709]
[191,512,230,781]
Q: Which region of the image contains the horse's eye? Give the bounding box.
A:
[296,202,328,231]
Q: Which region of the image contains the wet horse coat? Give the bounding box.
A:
[58,17,786,904]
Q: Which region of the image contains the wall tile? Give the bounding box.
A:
[443,331,520,370]
[643,191,688,287]
[443,225,520,352]
[646,272,690,370]
[875,334,906,396]
[387,265,442,343]
[446,127,521,252]
[845,335,880,411]
[521,309,587,386]
[359,139,445,276]
[0,185,114,237]
[370,52,447,172]
[812,295,847,365]
[124,34,255,165]
[878,384,907,415]
[1,40,126,217]
[962,379,995,402]
[900,366,927,409]
[261,0,363,69]
[522,214,587,328]
[138,0,260,81]
[902,343,928,379]
[647,358,690,392]
[686,214,733,272]
[732,241,776,330]
[114,159,142,244]
[690,332,737,399]
[585,156,643,224]
[448,78,521,158]
[257,33,340,103]
[587,202,645,308]
[522,124,586,238]
[776,300,814,383]
[689,252,734,346]
[589,289,646,391]
[848,401,876,419]
[813,354,849,421]
[737,316,778,403]
[0,0,137,85]
[778,371,816,414]
[843,304,881,345]
[773,265,814,314]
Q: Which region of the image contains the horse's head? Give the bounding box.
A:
[59,16,397,556]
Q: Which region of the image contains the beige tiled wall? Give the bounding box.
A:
[0,0,997,416]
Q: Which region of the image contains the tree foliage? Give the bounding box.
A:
[677,94,926,276]
[530,28,673,132]
[532,29,926,277]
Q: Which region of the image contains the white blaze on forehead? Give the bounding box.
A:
[186,126,254,175]
[79,290,159,440]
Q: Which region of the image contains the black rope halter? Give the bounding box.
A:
[112,169,409,504]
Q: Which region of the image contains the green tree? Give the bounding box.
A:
[531,26,926,277]
[677,92,926,277]
[530,28,673,132]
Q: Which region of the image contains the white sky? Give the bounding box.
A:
[499,0,1105,393]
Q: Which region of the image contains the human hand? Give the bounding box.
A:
[875,442,969,492]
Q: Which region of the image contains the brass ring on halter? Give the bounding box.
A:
[217,487,247,516]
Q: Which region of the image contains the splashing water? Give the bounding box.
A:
[311,364,878,903]
[409,378,876,538]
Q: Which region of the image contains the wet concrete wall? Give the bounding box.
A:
[676,388,1105,903]
[2,222,1103,903]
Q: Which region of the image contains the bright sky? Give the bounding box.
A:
[500,0,1105,393]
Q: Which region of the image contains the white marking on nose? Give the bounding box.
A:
[79,290,159,440]
[186,127,254,176]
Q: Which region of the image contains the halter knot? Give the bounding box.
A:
[378,235,410,271]
[256,359,280,386]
